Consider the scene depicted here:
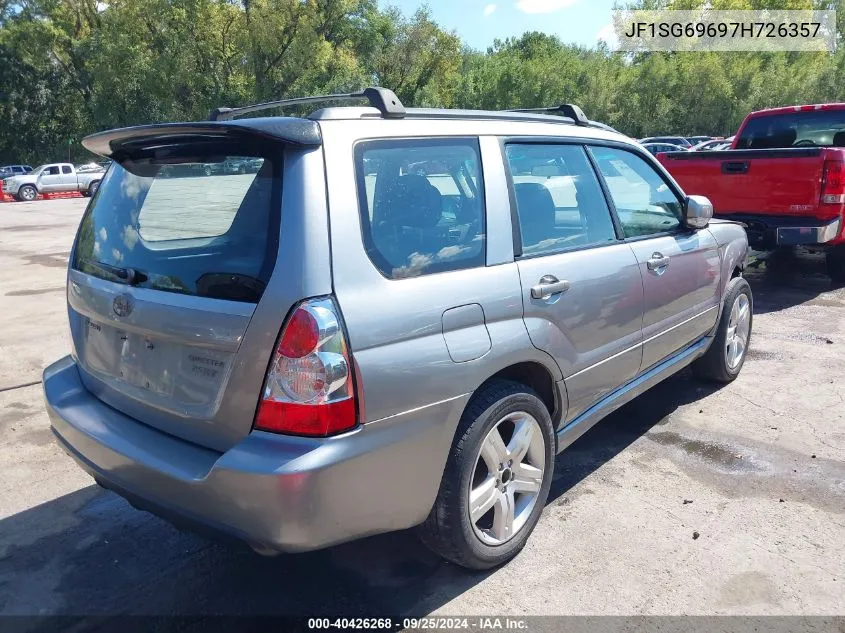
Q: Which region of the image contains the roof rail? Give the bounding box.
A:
[209,87,405,121]
[506,104,590,126]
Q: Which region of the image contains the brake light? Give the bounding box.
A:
[821,160,845,204]
[254,298,356,437]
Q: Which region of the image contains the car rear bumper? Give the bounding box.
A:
[716,214,843,248]
[43,355,468,553]
[776,218,841,246]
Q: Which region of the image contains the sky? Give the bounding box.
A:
[388,0,619,51]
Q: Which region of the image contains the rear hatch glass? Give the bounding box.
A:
[68,142,280,450]
[74,151,277,302]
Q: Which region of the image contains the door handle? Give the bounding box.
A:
[531,275,571,300]
[721,161,749,175]
[647,253,670,271]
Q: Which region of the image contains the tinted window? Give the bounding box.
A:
[506,144,616,256]
[736,110,845,149]
[45,166,60,176]
[590,146,683,238]
[72,149,279,303]
[355,138,485,279]
[61,165,72,174]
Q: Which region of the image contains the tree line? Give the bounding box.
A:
[0,0,843,164]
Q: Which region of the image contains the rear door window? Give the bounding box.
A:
[354,138,485,279]
[72,146,279,303]
[505,143,617,255]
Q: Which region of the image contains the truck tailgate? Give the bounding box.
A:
[659,148,835,220]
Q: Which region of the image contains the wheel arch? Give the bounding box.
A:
[475,361,562,428]
[16,183,39,200]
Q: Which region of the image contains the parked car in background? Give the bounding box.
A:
[642,142,688,156]
[658,104,845,280]
[76,162,107,173]
[639,136,693,149]
[686,136,713,146]
[223,157,263,174]
[159,162,237,178]
[0,164,33,178]
[2,162,104,201]
[43,87,752,572]
[691,138,733,152]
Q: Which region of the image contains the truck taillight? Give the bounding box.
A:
[254,297,357,437]
[821,160,845,204]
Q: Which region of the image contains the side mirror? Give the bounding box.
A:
[684,195,713,229]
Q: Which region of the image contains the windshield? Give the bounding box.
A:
[737,110,845,149]
[28,165,47,176]
[72,147,280,303]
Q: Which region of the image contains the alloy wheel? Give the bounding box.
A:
[726,293,751,370]
[469,412,546,546]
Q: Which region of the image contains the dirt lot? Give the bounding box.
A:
[0,198,843,618]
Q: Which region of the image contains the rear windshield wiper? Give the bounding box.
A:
[80,258,149,286]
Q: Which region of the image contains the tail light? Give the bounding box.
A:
[821,160,845,204]
[254,297,356,437]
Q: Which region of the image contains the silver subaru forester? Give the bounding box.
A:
[43,88,751,570]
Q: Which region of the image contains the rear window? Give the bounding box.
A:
[737,110,845,149]
[72,147,279,303]
[354,138,486,279]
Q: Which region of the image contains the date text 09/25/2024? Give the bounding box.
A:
[307,618,529,630]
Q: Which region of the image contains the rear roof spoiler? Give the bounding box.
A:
[82,118,321,159]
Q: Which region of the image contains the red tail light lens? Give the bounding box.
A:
[278,309,319,358]
[821,160,845,204]
[254,298,356,437]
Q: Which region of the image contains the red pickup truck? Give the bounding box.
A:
[657,103,845,281]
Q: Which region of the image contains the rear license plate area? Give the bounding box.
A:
[84,318,176,395]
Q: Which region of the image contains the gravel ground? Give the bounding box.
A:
[0,198,843,620]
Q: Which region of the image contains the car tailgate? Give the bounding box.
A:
[67,121,330,452]
[658,148,835,219]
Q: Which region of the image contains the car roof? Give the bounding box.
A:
[83,88,633,158]
[84,110,634,159]
[747,103,845,118]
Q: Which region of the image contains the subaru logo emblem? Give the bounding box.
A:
[113,294,134,318]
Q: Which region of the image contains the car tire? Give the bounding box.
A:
[203,165,213,176]
[692,276,753,383]
[88,180,100,197]
[418,379,555,570]
[825,246,845,283]
[16,185,37,202]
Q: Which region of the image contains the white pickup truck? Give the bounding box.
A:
[2,162,105,201]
